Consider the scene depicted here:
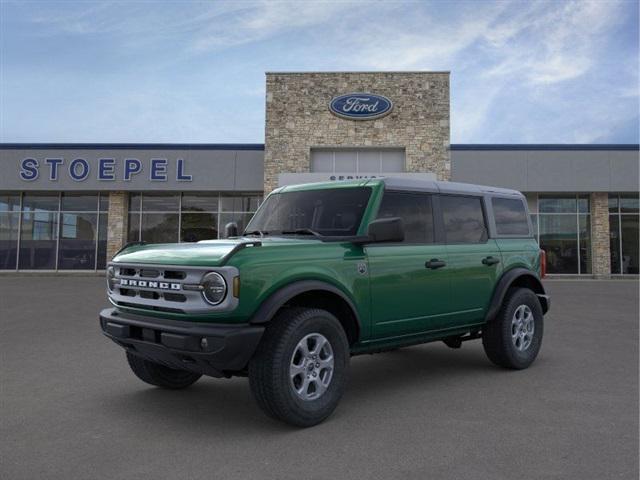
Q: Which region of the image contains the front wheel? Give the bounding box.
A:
[248,307,350,427]
[482,288,544,369]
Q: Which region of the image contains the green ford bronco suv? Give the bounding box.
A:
[100,177,549,427]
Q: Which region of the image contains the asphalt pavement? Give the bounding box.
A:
[1,277,638,480]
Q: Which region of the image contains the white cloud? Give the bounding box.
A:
[483,0,623,85]
[4,0,637,143]
[331,5,509,70]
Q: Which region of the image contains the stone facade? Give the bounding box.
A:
[106,191,129,261]
[590,192,611,278]
[264,72,450,193]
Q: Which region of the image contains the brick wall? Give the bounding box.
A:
[591,192,611,277]
[264,72,450,193]
[106,191,129,261]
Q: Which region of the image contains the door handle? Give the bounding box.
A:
[425,259,446,269]
[482,256,500,266]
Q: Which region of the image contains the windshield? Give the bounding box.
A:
[245,187,372,237]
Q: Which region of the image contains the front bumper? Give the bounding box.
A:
[99,308,264,378]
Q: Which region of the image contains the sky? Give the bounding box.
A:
[0,0,638,144]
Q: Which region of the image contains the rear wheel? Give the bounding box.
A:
[126,352,202,389]
[248,307,350,427]
[482,288,544,369]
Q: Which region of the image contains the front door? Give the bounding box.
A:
[366,191,452,339]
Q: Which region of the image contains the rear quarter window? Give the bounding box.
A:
[492,197,530,236]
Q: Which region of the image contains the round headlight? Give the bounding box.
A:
[106,266,116,292]
[201,272,227,305]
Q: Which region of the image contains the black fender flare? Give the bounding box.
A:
[485,268,549,322]
[248,280,362,332]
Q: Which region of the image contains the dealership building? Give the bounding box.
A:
[0,72,638,277]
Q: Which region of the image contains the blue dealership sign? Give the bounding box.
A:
[329,92,393,120]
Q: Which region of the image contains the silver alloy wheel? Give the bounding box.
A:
[511,304,535,351]
[289,333,334,401]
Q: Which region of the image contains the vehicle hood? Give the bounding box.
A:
[112,237,321,266]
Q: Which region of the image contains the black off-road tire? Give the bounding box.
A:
[482,288,544,369]
[248,307,350,427]
[126,352,202,389]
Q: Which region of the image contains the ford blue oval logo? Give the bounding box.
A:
[329,93,393,120]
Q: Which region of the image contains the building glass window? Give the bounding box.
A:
[2,192,108,271]
[58,212,98,269]
[19,193,59,269]
[182,192,219,212]
[220,195,260,212]
[533,194,591,274]
[142,193,180,212]
[579,215,591,274]
[128,192,262,243]
[57,193,103,270]
[142,213,179,243]
[0,192,21,269]
[0,192,21,212]
[311,149,405,174]
[97,213,108,269]
[128,213,141,243]
[539,215,578,274]
[129,193,141,212]
[539,196,577,213]
[61,193,99,211]
[21,193,59,212]
[609,193,639,274]
[620,194,639,214]
[182,213,218,242]
[0,192,20,269]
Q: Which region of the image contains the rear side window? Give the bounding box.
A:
[376,191,434,243]
[441,195,487,243]
[492,197,530,235]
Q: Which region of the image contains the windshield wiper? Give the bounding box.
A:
[243,230,269,237]
[279,228,324,239]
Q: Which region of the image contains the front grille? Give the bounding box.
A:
[139,290,160,300]
[114,266,189,303]
[140,269,160,278]
[108,262,239,315]
[164,270,186,280]
[164,292,187,302]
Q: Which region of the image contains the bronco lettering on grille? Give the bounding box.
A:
[120,278,181,290]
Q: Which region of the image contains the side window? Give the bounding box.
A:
[376,191,434,243]
[441,195,487,243]
[492,197,530,235]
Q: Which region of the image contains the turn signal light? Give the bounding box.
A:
[233,276,240,298]
[540,249,547,279]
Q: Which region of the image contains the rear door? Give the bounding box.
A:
[441,194,503,326]
[366,191,452,339]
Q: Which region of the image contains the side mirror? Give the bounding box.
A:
[225,222,239,238]
[366,217,404,243]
